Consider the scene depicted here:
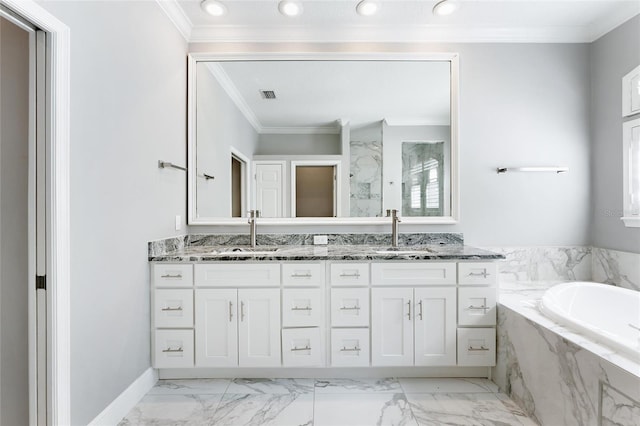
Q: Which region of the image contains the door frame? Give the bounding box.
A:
[0,0,71,424]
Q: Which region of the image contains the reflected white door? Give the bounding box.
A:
[195,289,238,367]
[414,287,456,366]
[255,163,283,218]
[238,289,281,367]
[371,288,413,366]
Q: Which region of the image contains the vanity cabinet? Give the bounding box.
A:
[371,287,456,366]
[151,257,498,371]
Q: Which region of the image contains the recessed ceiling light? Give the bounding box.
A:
[200,0,227,17]
[432,0,458,16]
[356,0,380,17]
[278,0,303,17]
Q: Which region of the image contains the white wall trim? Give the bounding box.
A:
[188,24,594,44]
[0,1,71,424]
[88,368,158,426]
[154,0,192,42]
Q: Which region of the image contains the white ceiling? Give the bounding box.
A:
[159,0,640,43]
[203,60,451,132]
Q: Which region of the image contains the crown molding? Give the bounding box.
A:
[155,0,193,42]
[204,63,263,133]
[261,126,341,135]
[589,6,639,42]
[188,24,596,44]
[160,1,639,44]
[384,118,450,127]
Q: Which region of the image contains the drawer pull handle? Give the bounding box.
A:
[162,347,183,353]
[468,305,489,311]
[291,345,311,352]
[468,346,490,352]
[340,346,361,353]
[339,272,360,278]
[229,301,233,322]
[340,306,360,311]
[291,306,312,311]
[161,306,183,312]
[467,271,490,278]
[291,273,312,278]
[418,300,423,320]
[160,274,183,279]
[407,300,411,320]
[240,301,245,321]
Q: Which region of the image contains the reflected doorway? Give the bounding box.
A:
[292,162,340,217]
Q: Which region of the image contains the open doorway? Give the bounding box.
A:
[0,1,70,424]
[230,148,250,218]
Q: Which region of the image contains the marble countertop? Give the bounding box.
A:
[148,244,504,262]
[498,281,639,378]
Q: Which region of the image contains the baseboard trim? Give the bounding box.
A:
[89,367,158,426]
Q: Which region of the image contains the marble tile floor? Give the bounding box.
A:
[119,377,539,426]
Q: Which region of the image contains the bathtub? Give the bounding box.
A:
[540,282,640,360]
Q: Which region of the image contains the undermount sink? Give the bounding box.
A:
[215,247,279,255]
[374,247,435,255]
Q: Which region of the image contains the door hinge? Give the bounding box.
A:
[36,275,46,290]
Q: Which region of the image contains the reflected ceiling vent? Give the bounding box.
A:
[260,90,277,99]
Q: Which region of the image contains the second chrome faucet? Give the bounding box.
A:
[386,209,402,247]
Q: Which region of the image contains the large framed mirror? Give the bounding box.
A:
[187,52,459,225]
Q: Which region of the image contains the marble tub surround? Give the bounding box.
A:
[119,377,538,426]
[494,282,640,426]
[592,247,640,291]
[485,246,592,283]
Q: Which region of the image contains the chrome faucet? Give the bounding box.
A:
[248,210,259,248]
[386,209,402,247]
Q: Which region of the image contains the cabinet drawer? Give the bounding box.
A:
[282,288,323,327]
[457,262,497,285]
[331,328,370,367]
[195,263,280,287]
[458,288,497,326]
[152,264,193,288]
[282,327,323,367]
[282,263,324,286]
[154,330,194,368]
[330,263,370,286]
[457,328,496,367]
[154,289,194,328]
[371,262,456,286]
[331,288,369,327]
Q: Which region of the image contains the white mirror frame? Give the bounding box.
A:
[187,52,460,226]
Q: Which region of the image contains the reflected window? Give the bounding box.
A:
[402,142,444,216]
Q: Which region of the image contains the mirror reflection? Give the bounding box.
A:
[192,59,453,221]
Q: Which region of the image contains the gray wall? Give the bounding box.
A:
[0,16,30,426]
[36,2,188,424]
[189,42,592,247]
[590,15,640,254]
[257,133,341,155]
[197,63,258,217]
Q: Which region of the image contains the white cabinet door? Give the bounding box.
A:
[255,162,284,218]
[238,289,281,367]
[414,287,456,366]
[195,289,238,367]
[371,288,413,366]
